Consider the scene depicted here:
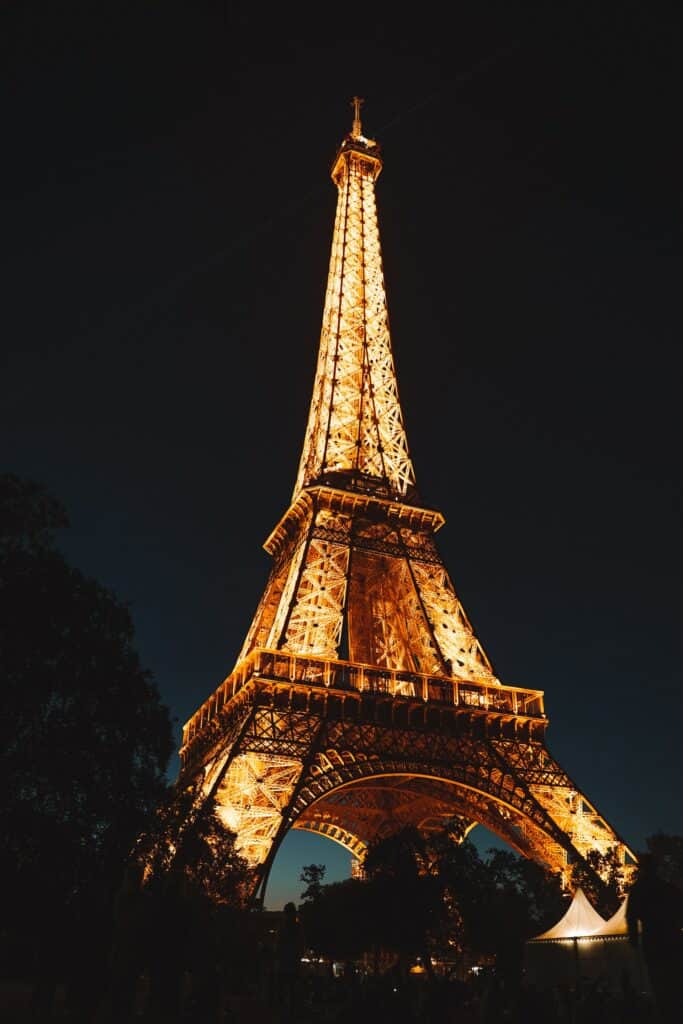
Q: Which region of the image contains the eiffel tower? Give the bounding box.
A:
[178,99,635,903]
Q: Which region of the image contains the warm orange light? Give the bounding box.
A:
[176,101,636,898]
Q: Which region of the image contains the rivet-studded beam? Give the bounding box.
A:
[175,106,636,905]
[294,131,414,499]
[237,487,498,682]
[180,671,634,898]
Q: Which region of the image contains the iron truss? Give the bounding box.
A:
[179,662,636,899]
[294,118,415,500]
[176,106,636,903]
[236,487,497,683]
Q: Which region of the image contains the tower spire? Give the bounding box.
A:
[294,101,416,501]
[351,95,364,138]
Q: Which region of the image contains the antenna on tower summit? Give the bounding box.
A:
[351,95,364,138]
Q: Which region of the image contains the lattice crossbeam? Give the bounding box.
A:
[294,132,414,498]
[213,752,302,866]
[174,107,635,905]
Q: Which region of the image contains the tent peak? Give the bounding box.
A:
[531,886,606,941]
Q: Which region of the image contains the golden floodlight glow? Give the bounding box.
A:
[214,753,302,867]
[177,101,636,898]
[294,108,415,500]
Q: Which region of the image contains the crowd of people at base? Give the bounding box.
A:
[8,852,681,1023]
[281,971,659,1024]
[253,955,660,1024]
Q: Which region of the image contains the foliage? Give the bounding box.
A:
[0,474,174,955]
[299,877,376,963]
[0,472,69,554]
[301,832,683,982]
[364,824,430,879]
[363,826,445,968]
[485,849,568,935]
[570,846,623,918]
[645,832,683,892]
[98,791,253,1022]
[139,786,250,907]
[300,862,326,903]
[298,824,567,976]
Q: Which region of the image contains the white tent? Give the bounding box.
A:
[532,887,606,940]
[525,890,650,996]
[594,896,629,936]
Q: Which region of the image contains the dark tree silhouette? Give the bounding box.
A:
[128,790,251,1023]
[298,877,376,966]
[0,474,174,1015]
[299,824,566,986]
[363,826,445,975]
[300,862,326,903]
[138,785,251,906]
[626,849,683,1024]
[570,845,624,918]
[645,832,683,892]
[485,848,567,936]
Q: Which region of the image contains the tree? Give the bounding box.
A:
[570,846,623,918]
[297,825,567,984]
[298,877,376,965]
[485,849,567,936]
[130,789,252,1021]
[0,474,175,991]
[139,786,250,906]
[645,832,683,892]
[362,827,448,975]
[300,862,326,903]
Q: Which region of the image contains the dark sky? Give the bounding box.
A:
[3,1,681,909]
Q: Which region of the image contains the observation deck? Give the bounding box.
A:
[180,647,547,776]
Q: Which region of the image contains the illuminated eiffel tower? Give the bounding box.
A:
[178,99,635,902]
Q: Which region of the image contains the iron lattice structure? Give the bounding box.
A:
[178,101,635,900]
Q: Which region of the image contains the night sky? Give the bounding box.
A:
[3,1,681,910]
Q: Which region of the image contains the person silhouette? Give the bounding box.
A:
[145,868,194,1023]
[626,853,683,1022]
[98,860,147,1023]
[274,902,305,1021]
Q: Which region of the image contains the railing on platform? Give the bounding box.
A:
[182,648,545,747]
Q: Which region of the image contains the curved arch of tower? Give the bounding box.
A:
[177,100,636,902]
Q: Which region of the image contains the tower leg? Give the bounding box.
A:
[250,719,328,907]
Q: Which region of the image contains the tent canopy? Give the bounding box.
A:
[531,887,606,941]
[525,893,648,997]
[592,895,629,937]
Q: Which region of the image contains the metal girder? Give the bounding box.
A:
[294,122,414,500]
[295,777,475,855]
[180,674,634,896]
[213,752,303,867]
[233,504,497,685]
[174,106,635,904]
[294,818,368,860]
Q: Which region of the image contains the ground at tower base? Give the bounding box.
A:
[1,825,681,1023]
